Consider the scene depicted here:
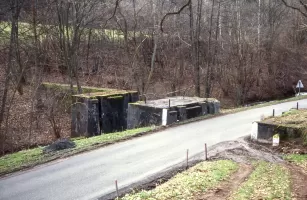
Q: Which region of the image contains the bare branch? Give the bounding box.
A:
[103,0,121,28]
[160,0,191,32]
[281,0,307,18]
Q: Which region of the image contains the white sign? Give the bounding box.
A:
[273,134,280,147]
[296,80,304,88]
[162,109,168,126]
[251,122,258,140]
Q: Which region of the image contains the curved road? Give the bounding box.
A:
[0,99,306,200]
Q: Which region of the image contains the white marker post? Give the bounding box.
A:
[162,109,168,126]
[296,80,304,96]
[251,122,258,140]
[273,134,280,147]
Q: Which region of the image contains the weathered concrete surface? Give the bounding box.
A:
[127,97,220,128]
[138,96,217,109]
[72,91,139,136]
[0,100,306,200]
[71,98,100,137]
[127,104,163,129]
[257,122,302,140]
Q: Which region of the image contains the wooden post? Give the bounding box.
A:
[115,180,119,198]
[273,109,275,117]
[186,149,189,169]
[297,102,299,110]
[204,143,208,160]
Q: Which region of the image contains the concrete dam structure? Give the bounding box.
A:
[71,89,139,137]
[127,96,220,129]
[41,83,220,137]
[72,94,220,137]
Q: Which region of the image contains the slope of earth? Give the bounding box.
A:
[117,137,307,200]
[0,100,306,200]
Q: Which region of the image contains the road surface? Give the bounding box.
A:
[0,99,306,200]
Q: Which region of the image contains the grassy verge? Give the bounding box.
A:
[230,161,291,200]
[284,154,307,172]
[0,126,155,176]
[120,160,238,200]
[222,95,307,114]
[262,109,307,144]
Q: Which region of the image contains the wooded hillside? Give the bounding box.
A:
[0,0,306,154]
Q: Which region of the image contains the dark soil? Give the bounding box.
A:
[286,163,307,200]
[43,138,76,154]
[208,137,284,164]
[259,140,307,155]
[195,164,253,200]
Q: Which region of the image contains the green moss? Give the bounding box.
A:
[261,109,307,145]
[129,101,143,105]
[42,82,110,93]
[43,83,137,103]
[107,95,123,99]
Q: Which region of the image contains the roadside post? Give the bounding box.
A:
[273,134,280,147]
[296,80,304,96]
[115,180,119,198]
[162,109,168,126]
[251,122,258,140]
[186,149,189,169]
[204,143,208,161]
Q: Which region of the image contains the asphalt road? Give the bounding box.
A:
[1,99,306,200]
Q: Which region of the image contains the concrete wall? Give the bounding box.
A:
[72,92,139,137]
[127,104,163,129]
[71,98,100,137]
[127,100,220,129]
[208,101,220,114]
[256,122,301,141]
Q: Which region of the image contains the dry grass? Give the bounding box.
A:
[120,160,238,200]
[230,162,291,200]
[0,126,155,176]
[263,109,307,129]
[285,154,307,173]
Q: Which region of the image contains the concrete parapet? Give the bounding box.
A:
[71,98,100,137]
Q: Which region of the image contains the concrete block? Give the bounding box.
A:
[199,102,208,115]
[257,122,301,141]
[127,104,141,129]
[71,98,100,137]
[186,106,202,119]
[167,110,178,125]
[177,106,187,121]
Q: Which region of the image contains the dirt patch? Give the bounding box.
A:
[259,140,307,155]
[195,164,253,200]
[286,163,307,200]
[208,137,283,164]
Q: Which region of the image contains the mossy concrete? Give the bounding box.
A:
[42,82,139,137]
[257,109,307,145]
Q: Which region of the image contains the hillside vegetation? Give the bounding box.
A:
[1,0,307,155]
